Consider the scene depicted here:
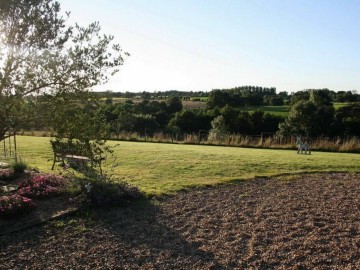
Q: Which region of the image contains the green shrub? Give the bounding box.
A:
[72,174,143,208]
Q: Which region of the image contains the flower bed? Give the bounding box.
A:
[0,169,18,182]
[0,194,35,217]
[17,175,66,199]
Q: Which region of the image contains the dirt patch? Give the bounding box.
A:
[1,173,360,269]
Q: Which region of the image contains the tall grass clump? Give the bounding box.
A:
[339,137,360,153]
[151,132,174,143]
[183,134,202,144]
[11,159,28,174]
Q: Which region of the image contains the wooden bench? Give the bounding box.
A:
[51,140,103,171]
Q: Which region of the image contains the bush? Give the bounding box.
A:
[11,160,28,174]
[74,176,143,207]
[17,175,66,199]
[0,194,36,217]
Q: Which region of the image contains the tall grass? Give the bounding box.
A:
[139,133,360,153]
[17,130,360,153]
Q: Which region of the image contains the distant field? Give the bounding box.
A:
[11,136,360,196]
[333,102,357,109]
[182,100,207,109]
[239,105,289,117]
[189,96,209,101]
[105,98,355,117]
[106,97,289,114]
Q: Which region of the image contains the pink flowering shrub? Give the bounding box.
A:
[17,175,66,199]
[0,194,35,217]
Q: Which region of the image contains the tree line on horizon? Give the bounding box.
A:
[6,85,360,141]
[97,87,359,106]
[35,88,357,139]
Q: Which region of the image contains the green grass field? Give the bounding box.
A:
[9,136,360,196]
[332,102,358,110]
[239,105,289,117]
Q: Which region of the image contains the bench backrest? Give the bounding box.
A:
[50,140,93,158]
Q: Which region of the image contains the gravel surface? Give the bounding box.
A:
[1,173,360,269]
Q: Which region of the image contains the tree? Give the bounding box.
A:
[166,97,183,114]
[0,0,127,139]
[207,90,231,108]
[168,110,197,133]
[269,96,284,106]
[289,91,310,106]
[278,100,318,136]
[309,89,332,106]
[220,105,238,132]
[278,100,334,137]
[333,104,360,136]
[208,115,228,140]
[50,98,110,142]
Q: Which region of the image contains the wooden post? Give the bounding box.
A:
[3,139,5,158]
[8,133,11,157]
[14,132,17,162]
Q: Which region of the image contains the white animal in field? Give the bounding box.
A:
[296,136,311,154]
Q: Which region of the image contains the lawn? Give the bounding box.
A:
[12,136,360,196]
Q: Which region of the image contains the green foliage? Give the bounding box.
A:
[207,90,232,108]
[290,91,310,106]
[334,104,360,136]
[280,100,317,136]
[336,91,359,103]
[11,160,28,174]
[74,173,143,207]
[208,115,228,140]
[0,0,127,139]
[268,96,284,106]
[166,97,183,114]
[309,89,333,106]
[278,100,334,137]
[46,94,110,142]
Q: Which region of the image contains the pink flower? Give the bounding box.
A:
[17,174,65,199]
[0,194,35,217]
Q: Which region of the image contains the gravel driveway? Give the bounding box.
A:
[1,173,360,269]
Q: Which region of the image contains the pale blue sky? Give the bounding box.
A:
[59,0,360,92]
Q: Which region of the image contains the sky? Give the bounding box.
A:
[59,0,360,93]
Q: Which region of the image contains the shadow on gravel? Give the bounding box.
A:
[90,199,222,269]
